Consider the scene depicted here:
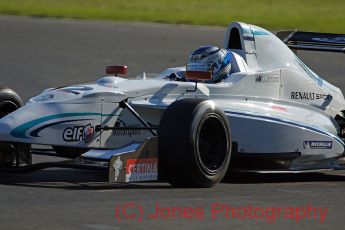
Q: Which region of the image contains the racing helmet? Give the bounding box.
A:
[187,46,232,83]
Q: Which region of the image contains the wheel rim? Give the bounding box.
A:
[196,114,228,175]
[0,101,20,165]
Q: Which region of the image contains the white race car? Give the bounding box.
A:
[0,22,345,187]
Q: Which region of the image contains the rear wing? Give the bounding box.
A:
[276,30,345,54]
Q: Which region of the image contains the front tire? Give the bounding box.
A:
[0,85,31,166]
[158,99,231,188]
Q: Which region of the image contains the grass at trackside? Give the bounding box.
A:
[0,0,344,33]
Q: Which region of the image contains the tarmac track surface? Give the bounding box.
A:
[0,16,345,230]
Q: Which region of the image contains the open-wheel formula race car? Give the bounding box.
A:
[0,22,345,187]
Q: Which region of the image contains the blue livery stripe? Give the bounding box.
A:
[11,112,116,139]
[224,110,344,145]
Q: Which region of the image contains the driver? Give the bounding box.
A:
[186,45,248,83]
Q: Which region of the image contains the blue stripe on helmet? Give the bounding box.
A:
[223,51,232,66]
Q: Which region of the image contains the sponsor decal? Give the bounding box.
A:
[186,62,213,72]
[255,74,279,83]
[303,141,332,149]
[113,156,123,182]
[312,36,345,44]
[125,158,158,182]
[243,36,255,41]
[63,124,94,143]
[291,92,331,100]
[189,56,200,62]
[113,129,141,137]
[112,119,141,137]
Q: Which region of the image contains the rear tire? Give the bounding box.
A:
[158,99,231,188]
[0,85,31,166]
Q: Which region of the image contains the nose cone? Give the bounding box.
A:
[0,115,18,142]
[0,103,45,143]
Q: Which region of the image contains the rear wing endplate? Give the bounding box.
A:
[276,30,345,54]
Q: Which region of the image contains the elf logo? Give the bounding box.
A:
[63,124,94,143]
